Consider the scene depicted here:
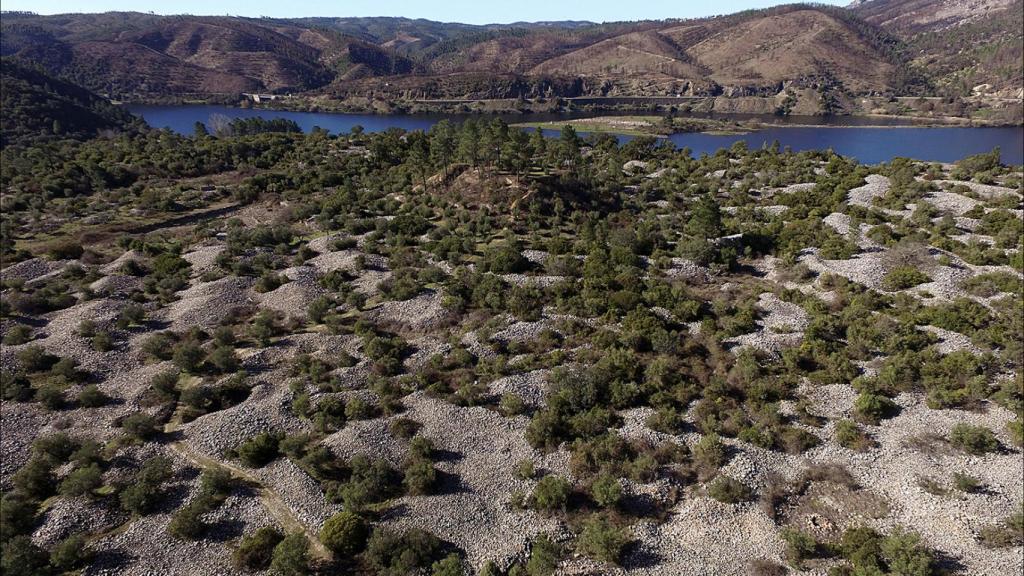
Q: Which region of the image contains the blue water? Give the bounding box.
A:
[127,104,1024,165]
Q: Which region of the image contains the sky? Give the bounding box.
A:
[0,0,849,24]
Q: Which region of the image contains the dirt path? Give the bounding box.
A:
[167,440,331,559]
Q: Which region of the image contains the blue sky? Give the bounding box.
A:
[0,0,848,24]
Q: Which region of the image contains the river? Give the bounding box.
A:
[127,104,1024,165]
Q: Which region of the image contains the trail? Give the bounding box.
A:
[167,440,331,559]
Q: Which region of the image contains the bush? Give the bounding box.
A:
[693,433,727,473]
[122,412,159,440]
[389,417,421,439]
[707,476,752,504]
[882,266,930,291]
[17,345,57,372]
[92,331,115,352]
[236,432,281,468]
[431,553,463,576]
[59,463,103,497]
[953,472,981,493]
[320,511,368,558]
[270,532,310,576]
[0,535,49,576]
[234,526,284,570]
[49,532,92,571]
[168,502,207,540]
[531,475,571,513]
[3,324,31,345]
[35,384,65,410]
[780,528,817,566]
[978,511,1024,548]
[590,473,622,508]
[515,460,536,481]
[334,455,401,511]
[172,340,205,372]
[525,536,560,576]
[12,458,55,500]
[119,456,173,515]
[577,514,630,564]
[78,384,111,408]
[835,419,873,451]
[854,392,898,424]
[949,423,999,455]
[403,458,438,496]
[0,492,38,542]
[363,527,444,576]
[208,345,239,374]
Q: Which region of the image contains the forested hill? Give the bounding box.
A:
[0,3,1020,105]
[851,0,1023,96]
[0,58,140,147]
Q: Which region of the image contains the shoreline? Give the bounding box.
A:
[118,100,1023,137]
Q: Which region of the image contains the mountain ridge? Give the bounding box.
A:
[0,3,1019,104]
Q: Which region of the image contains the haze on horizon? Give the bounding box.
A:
[0,0,849,25]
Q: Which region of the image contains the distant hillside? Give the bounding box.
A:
[0,58,138,146]
[850,0,1016,32]
[852,0,1023,96]
[0,3,1019,102]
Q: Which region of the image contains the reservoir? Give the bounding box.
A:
[127,104,1024,165]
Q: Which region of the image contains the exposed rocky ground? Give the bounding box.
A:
[1,147,1022,576]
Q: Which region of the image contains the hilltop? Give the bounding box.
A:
[0,2,1018,115]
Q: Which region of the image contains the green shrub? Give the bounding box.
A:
[208,345,239,373]
[389,417,421,439]
[78,385,111,408]
[3,324,31,345]
[693,433,727,473]
[707,476,752,504]
[835,419,873,452]
[233,526,284,570]
[882,266,930,291]
[431,553,463,576]
[525,536,560,576]
[952,472,981,493]
[59,464,103,497]
[978,510,1024,548]
[333,455,401,512]
[363,527,444,576]
[172,340,205,372]
[92,331,114,352]
[320,511,368,558]
[531,475,571,513]
[577,514,631,564]
[590,473,622,508]
[515,460,536,480]
[35,384,65,410]
[168,501,208,540]
[17,345,57,372]
[13,458,55,500]
[122,412,159,440]
[0,492,38,542]
[236,432,281,468]
[270,532,310,576]
[119,456,173,515]
[949,423,999,455]
[0,535,49,576]
[403,458,438,496]
[854,392,898,424]
[780,528,817,567]
[49,532,92,571]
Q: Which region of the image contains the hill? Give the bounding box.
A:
[852,0,1023,97]
[0,57,138,146]
[0,3,1019,105]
